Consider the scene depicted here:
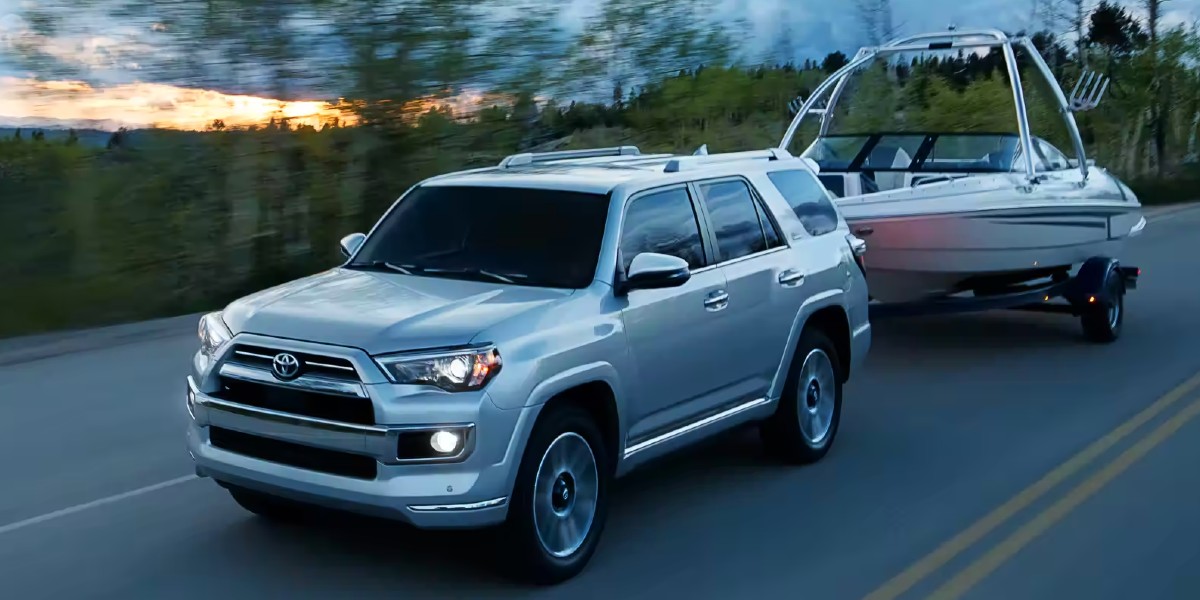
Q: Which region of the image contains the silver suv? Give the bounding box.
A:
[186,145,872,584]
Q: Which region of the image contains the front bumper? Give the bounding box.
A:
[186,375,536,529]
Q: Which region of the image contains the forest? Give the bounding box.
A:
[0,0,1196,337]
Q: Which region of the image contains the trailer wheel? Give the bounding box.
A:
[1080,271,1124,343]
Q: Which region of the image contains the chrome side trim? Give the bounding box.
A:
[408,497,508,512]
[218,362,367,398]
[623,397,771,459]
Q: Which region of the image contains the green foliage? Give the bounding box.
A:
[3,2,1200,338]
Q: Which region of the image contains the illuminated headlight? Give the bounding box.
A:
[375,346,502,392]
[198,312,233,360]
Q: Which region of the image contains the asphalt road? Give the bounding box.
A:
[2,206,1199,599]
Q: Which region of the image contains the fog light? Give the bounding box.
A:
[430,430,460,454]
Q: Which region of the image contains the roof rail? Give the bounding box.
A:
[663,148,794,173]
[498,146,642,168]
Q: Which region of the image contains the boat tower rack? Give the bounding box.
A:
[779,28,1108,184]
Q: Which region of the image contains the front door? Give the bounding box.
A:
[618,185,734,441]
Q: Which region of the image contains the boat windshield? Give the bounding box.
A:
[805,133,1022,173]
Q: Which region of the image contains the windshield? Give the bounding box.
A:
[805,133,1022,173]
[349,185,610,289]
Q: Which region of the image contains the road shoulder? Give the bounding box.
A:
[0,313,202,367]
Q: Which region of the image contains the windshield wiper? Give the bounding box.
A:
[421,267,528,284]
[349,261,420,275]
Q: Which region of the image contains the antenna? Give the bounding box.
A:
[693,144,709,156]
[1068,70,1110,112]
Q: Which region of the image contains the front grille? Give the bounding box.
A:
[227,344,360,382]
[209,427,378,479]
[212,377,376,425]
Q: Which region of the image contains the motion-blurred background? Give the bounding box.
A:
[0,0,1193,338]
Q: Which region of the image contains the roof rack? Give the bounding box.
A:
[498,146,642,168]
[663,148,794,173]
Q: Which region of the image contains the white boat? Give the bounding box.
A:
[778,29,1146,304]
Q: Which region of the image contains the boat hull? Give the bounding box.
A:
[844,204,1144,302]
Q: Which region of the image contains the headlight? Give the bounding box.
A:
[375,346,502,392]
[198,312,233,360]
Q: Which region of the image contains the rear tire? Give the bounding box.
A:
[761,327,843,465]
[502,405,610,585]
[1081,273,1124,343]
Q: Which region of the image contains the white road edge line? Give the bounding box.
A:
[0,475,199,536]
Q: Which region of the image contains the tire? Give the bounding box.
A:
[1081,273,1124,344]
[761,327,843,465]
[227,486,316,523]
[502,404,610,585]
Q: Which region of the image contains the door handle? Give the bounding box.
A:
[853,226,874,237]
[778,269,805,287]
[703,290,729,311]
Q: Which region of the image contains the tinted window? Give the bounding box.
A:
[698,180,769,262]
[350,185,609,289]
[766,170,840,237]
[818,174,845,198]
[619,187,706,272]
[753,195,783,249]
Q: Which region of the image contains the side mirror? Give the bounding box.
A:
[620,252,691,294]
[339,232,366,258]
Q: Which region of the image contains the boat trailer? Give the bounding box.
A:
[868,256,1141,343]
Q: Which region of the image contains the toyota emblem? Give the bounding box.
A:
[271,352,302,380]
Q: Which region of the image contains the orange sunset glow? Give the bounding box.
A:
[0,77,354,130]
[0,76,533,131]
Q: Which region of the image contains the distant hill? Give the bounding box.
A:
[0,128,115,148]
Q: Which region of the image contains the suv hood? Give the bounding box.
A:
[222,268,572,355]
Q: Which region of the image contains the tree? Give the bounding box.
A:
[1144,0,1169,176]
[822,52,850,73]
[1038,0,1093,66]
[770,4,796,67]
[1087,1,1147,57]
[855,0,896,46]
[565,0,733,103]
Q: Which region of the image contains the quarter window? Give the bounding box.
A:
[766,169,841,237]
[619,187,706,272]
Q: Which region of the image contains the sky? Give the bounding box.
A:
[1,0,1198,131]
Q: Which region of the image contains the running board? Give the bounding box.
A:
[623,397,770,459]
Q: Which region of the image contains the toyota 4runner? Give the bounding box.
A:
[186,145,872,584]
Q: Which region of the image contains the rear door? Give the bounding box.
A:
[691,177,800,401]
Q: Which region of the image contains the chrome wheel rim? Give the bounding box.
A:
[532,432,599,558]
[797,349,837,446]
[1108,290,1121,330]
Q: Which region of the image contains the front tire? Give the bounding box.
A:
[761,327,843,464]
[503,405,610,585]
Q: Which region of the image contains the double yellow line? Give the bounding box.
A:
[864,369,1200,600]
